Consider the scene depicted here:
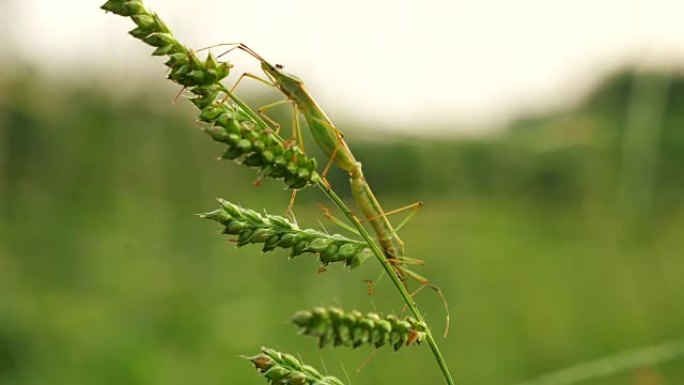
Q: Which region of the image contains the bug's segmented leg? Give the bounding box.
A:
[261,99,305,151]
[291,102,304,152]
[282,101,310,218]
[397,266,451,338]
[286,189,298,222]
[316,204,360,235]
[389,256,425,266]
[364,268,387,296]
[256,99,290,135]
[230,72,274,93]
[219,72,281,130]
[257,99,307,218]
[320,146,339,189]
[359,201,424,234]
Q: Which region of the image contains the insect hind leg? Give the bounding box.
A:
[398,266,451,338]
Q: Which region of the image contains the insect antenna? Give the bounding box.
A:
[237,44,268,62]
[172,86,186,104]
[213,42,268,64]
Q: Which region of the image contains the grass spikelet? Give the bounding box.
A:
[246,347,345,385]
[102,0,228,105]
[101,0,319,189]
[201,104,319,189]
[201,199,371,269]
[292,307,427,351]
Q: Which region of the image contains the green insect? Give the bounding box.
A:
[206,43,449,333]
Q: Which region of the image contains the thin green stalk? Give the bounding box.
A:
[317,181,456,385]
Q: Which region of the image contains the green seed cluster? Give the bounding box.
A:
[201,199,371,269]
[101,0,319,189]
[199,105,319,189]
[292,307,427,351]
[247,347,344,385]
[101,0,228,108]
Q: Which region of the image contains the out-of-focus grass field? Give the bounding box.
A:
[1,69,683,385]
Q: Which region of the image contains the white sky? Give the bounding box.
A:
[3,0,684,134]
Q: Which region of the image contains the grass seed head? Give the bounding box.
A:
[101,0,319,189]
[201,200,371,270]
[292,307,427,351]
[199,104,319,188]
[246,347,345,385]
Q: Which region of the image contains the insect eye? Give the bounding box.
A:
[275,64,284,69]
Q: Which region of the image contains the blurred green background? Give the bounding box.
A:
[1,65,683,385]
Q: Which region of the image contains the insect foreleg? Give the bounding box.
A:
[320,146,339,188]
[316,204,360,235]
[254,99,304,152]
[256,99,290,135]
[230,72,274,93]
[291,102,305,152]
[286,190,298,223]
[219,72,275,110]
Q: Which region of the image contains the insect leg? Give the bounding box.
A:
[359,201,424,233]
[230,72,274,92]
[389,256,426,266]
[364,268,387,296]
[397,266,451,338]
[219,71,275,106]
[286,190,298,223]
[316,204,360,235]
[291,102,305,152]
[219,72,273,103]
[258,100,306,218]
[256,99,290,135]
[320,146,339,188]
[282,102,309,218]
